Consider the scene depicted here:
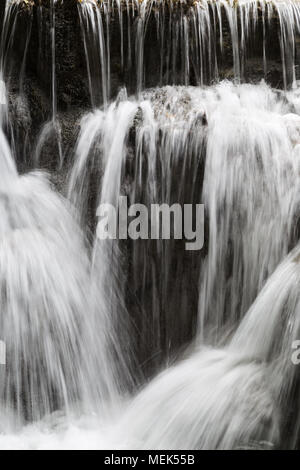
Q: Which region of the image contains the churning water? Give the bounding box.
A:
[1,0,300,450]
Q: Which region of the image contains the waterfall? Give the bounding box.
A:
[0,0,119,427]
[35,0,63,169]
[78,0,109,108]
[199,82,300,341]
[1,0,300,451]
[117,244,300,449]
[0,169,117,423]
[69,81,300,369]
[0,114,117,427]
[0,1,33,161]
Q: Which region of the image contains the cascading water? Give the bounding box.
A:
[0,165,117,423]
[76,0,300,98]
[68,82,300,366]
[118,242,300,450]
[1,0,300,451]
[0,1,33,162]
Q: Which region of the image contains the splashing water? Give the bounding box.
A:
[0,137,119,424]
[77,0,300,102]
[0,13,119,421]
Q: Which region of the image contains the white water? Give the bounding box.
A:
[35,0,63,168]
[68,81,300,353]
[0,133,120,423]
[199,82,300,341]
